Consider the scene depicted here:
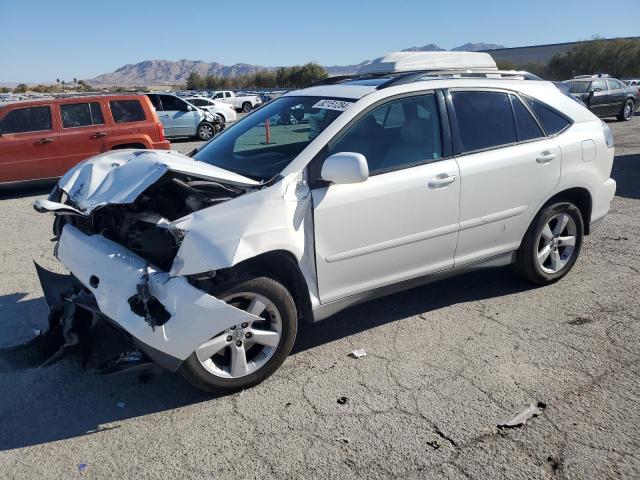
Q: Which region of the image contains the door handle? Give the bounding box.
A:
[536,152,557,164]
[36,138,54,145]
[91,132,107,138]
[428,175,457,188]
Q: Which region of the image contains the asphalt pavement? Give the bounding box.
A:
[0,115,638,479]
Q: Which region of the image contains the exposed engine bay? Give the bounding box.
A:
[54,172,252,270]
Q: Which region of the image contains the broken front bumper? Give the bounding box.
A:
[54,225,259,371]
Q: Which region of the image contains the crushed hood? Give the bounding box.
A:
[40,149,259,215]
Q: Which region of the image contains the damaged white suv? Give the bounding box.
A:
[32,53,616,392]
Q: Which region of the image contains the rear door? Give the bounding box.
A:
[0,105,60,182]
[606,79,626,115]
[449,90,562,265]
[57,101,110,172]
[588,79,610,116]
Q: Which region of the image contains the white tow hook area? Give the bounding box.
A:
[56,225,262,363]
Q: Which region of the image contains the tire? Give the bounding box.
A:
[617,99,634,121]
[215,114,226,131]
[197,122,216,141]
[242,102,252,113]
[514,201,584,285]
[179,274,298,393]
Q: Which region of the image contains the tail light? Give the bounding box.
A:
[156,121,166,141]
[602,121,614,148]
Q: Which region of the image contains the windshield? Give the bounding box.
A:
[567,81,591,93]
[192,96,354,181]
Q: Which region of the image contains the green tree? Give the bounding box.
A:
[0,87,11,93]
[186,71,206,90]
[14,83,28,93]
[547,38,640,80]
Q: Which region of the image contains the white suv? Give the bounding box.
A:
[33,53,616,392]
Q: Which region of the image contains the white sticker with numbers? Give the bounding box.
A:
[312,99,353,111]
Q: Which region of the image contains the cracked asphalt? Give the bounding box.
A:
[0,115,639,479]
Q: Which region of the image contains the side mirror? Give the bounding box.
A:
[186,105,195,111]
[321,152,369,185]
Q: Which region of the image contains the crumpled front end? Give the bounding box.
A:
[51,224,263,370]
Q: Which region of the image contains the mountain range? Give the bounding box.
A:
[85,42,505,86]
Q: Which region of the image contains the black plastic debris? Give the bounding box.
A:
[337,396,349,405]
[498,402,546,429]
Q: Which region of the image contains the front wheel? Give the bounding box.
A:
[197,122,216,141]
[242,102,252,113]
[617,99,634,121]
[515,201,584,285]
[180,275,298,393]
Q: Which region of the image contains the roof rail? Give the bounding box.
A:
[376,69,541,89]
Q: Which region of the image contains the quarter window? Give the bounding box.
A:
[0,106,51,134]
[522,96,571,136]
[60,102,105,128]
[510,95,544,142]
[451,91,517,153]
[591,79,607,91]
[109,100,146,123]
[331,94,442,173]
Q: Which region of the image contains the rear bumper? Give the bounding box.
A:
[590,177,616,231]
[152,140,171,150]
[55,225,260,371]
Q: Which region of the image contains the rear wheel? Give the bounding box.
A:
[242,102,252,113]
[515,201,584,285]
[617,99,634,121]
[180,275,297,393]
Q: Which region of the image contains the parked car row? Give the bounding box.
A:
[564,74,639,121]
[0,95,169,183]
[178,90,263,112]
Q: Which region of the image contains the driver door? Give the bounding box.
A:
[312,94,460,303]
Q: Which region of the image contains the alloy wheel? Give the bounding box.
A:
[536,213,577,274]
[624,101,633,120]
[195,292,283,378]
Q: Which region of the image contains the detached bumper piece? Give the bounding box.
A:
[0,263,119,372]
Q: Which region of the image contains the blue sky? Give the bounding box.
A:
[2,0,638,83]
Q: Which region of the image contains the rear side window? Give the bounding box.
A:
[451,91,517,153]
[60,102,105,128]
[522,96,571,136]
[147,94,161,110]
[109,100,146,123]
[0,106,51,134]
[190,98,206,107]
[510,95,545,142]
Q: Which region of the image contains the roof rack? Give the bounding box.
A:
[311,69,541,90]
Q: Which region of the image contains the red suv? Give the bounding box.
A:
[0,94,170,183]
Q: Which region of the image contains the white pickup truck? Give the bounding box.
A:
[210,90,262,113]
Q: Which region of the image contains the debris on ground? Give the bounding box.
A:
[348,348,367,359]
[426,440,441,450]
[567,316,593,326]
[337,396,349,405]
[498,402,546,429]
[335,437,350,444]
[78,463,88,473]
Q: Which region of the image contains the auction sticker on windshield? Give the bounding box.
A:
[312,99,353,111]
